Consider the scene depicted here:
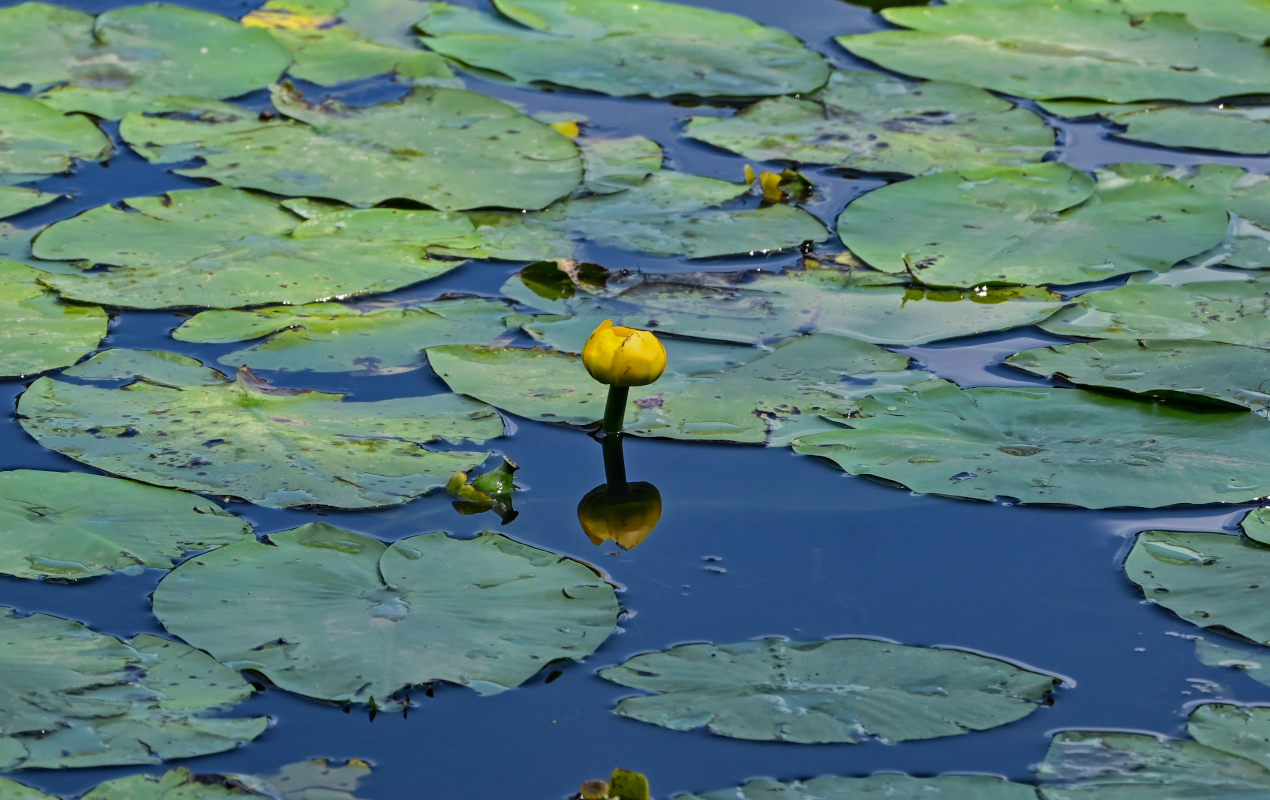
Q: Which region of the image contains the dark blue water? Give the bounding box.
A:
[3,0,1269,797]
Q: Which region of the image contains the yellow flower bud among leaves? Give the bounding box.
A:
[581,320,667,388]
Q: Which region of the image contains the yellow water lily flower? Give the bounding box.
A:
[581,320,666,388]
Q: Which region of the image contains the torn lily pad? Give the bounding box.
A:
[0,259,107,377]
[684,70,1053,176]
[837,162,1228,287]
[598,638,1058,743]
[175,295,523,374]
[1043,99,1270,156]
[29,187,471,309]
[416,0,828,98]
[837,1,1270,103]
[0,3,290,119]
[678,774,1037,800]
[0,470,252,581]
[119,84,582,211]
[792,383,1270,508]
[17,349,504,509]
[0,94,110,182]
[0,607,267,770]
[152,524,619,709]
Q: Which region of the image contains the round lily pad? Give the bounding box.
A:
[17,349,504,509]
[0,259,107,377]
[598,638,1058,743]
[119,84,582,211]
[152,524,619,708]
[1243,508,1270,546]
[680,774,1037,800]
[416,0,828,98]
[684,69,1053,176]
[0,607,266,770]
[792,383,1270,508]
[0,470,252,581]
[0,94,109,181]
[1043,99,1270,156]
[837,162,1228,287]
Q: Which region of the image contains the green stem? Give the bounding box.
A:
[601,433,627,491]
[601,385,629,435]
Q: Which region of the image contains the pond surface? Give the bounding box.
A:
[1,0,1269,797]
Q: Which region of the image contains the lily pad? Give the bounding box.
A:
[0,470,252,581]
[1196,636,1270,690]
[1005,340,1270,417]
[1244,508,1270,546]
[29,187,470,309]
[1125,529,1270,644]
[503,262,1067,347]
[152,523,619,708]
[415,0,828,98]
[1043,99,1270,156]
[837,1,1270,103]
[679,774,1037,800]
[792,384,1270,508]
[837,162,1228,287]
[1038,703,1270,798]
[0,188,57,219]
[17,349,504,509]
[0,94,110,182]
[175,296,523,375]
[684,70,1053,176]
[428,335,947,445]
[598,638,1057,743]
[945,0,1270,40]
[119,83,582,211]
[0,607,267,770]
[0,3,290,119]
[1038,276,1270,347]
[0,259,107,377]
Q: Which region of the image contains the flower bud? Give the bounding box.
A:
[577,482,662,550]
[581,320,666,388]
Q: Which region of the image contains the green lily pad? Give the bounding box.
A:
[152,523,619,708]
[1125,529,1270,643]
[598,638,1057,743]
[29,187,470,309]
[1196,636,1270,690]
[0,3,290,119]
[679,774,1037,800]
[0,187,57,219]
[945,0,1270,40]
[17,349,504,509]
[0,94,110,182]
[0,259,107,377]
[503,262,1067,347]
[427,335,947,445]
[579,135,664,195]
[1038,276,1270,347]
[683,70,1053,176]
[0,607,267,770]
[1043,99,1270,156]
[175,296,523,375]
[1038,704,1270,798]
[415,0,828,98]
[471,170,828,260]
[0,470,251,581]
[1243,508,1270,546]
[837,162,1228,287]
[0,778,50,800]
[1005,340,1270,417]
[837,1,1270,103]
[119,83,582,211]
[792,384,1270,508]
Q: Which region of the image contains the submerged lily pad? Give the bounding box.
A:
[0,259,107,377]
[503,262,1066,347]
[598,638,1057,743]
[684,70,1052,176]
[0,608,267,770]
[29,187,470,309]
[0,470,251,581]
[1038,703,1270,798]
[17,349,504,509]
[838,162,1228,287]
[1038,276,1270,347]
[679,774,1037,800]
[428,335,947,445]
[119,84,582,211]
[0,94,110,182]
[1006,340,1270,417]
[416,0,828,98]
[1125,530,1270,644]
[837,1,1270,103]
[1043,99,1270,156]
[175,296,523,374]
[0,3,290,118]
[792,384,1270,508]
[153,523,619,708]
